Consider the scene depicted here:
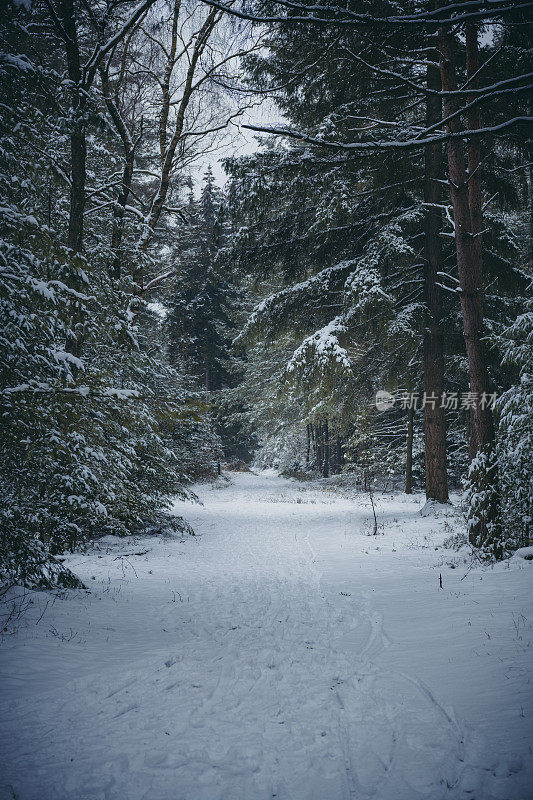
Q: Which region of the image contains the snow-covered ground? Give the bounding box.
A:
[1,471,532,800]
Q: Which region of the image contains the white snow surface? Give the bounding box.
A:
[1,471,532,800]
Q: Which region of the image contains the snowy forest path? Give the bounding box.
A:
[0,472,500,800]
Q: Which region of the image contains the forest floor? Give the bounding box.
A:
[1,471,532,800]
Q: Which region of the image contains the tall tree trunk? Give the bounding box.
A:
[68,130,86,256]
[99,66,137,280]
[306,423,311,466]
[110,150,135,280]
[437,23,495,452]
[322,418,330,478]
[405,404,414,494]
[438,19,498,550]
[468,407,477,461]
[465,22,483,268]
[336,435,343,474]
[423,55,449,502]
[59,0,85,254]
[316,424,323,474]
[528,159,533,270]
[59,0,87,361]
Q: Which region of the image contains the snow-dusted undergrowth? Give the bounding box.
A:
[1,471,531,800]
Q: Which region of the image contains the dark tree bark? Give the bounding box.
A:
[316,424,323,474]
[437,23,495,453]
[47,0,157,351]
[55,0,86,254]
[529,160,533,270]
[422,55,449,502]
[405,404,414,494]
[67,130,86,256]
[438,18,499,549]
[99,65,137,279]
[335,435,343,474]
[465,22,483,271]
[58,0,87,361]
[468,407,477,461]
[322,418,330,478]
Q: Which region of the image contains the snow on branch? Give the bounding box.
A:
[238,260,356,342]
[199,0,533,27]
[344,266,391,312]
[0,385,204,405]
[242,117,533,153]
[83,0,157,85]
[286,317,351,382]
[142,270,174,294]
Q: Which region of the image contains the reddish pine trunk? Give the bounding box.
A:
[423,56,449,502]
[437,23,495,452]
[438,19,499,549]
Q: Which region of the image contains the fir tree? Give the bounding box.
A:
[166,169,254,462]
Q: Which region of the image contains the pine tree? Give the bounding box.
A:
[166,169,254,462]
[0,1,220,588]
[224,0,531,554]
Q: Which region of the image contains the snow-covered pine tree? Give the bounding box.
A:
[167,171,234,390]
[225,0,531,548]
[165,169,254,463]
[224,18,433,484]
[467,296,533,557]
[0,0,219,589]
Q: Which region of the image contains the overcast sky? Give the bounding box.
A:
[194,92,285,190]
